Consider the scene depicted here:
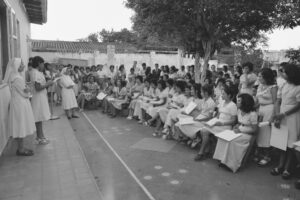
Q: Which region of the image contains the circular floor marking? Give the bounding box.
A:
[161,172,171,177]
[170,180,180,185]
[280,184,291,189]
[154,165,163,170]
[178,169,188,174]
[143,175,153,180]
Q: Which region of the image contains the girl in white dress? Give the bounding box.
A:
[30,56,54,145]
[239,62,257,95]
[213,93,258,172]
[175,84,216,146]
[271,64,300,180]
[4,58,36,156]
[255,68,277,166]
[59,68,79,119]
[194,85,238,161]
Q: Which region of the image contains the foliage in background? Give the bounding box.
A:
[285,47,300,64]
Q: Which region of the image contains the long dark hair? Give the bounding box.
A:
[283,64,300,85]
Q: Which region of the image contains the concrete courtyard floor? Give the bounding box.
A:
[0,107,299,200]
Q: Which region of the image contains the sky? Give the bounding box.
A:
[31,0,300,50]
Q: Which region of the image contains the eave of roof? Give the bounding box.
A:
[23,0,47,24]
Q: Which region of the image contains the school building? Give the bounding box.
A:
[0,0,47,154]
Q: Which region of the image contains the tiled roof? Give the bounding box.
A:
[31,40,180,54]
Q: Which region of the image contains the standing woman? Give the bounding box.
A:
[30,56,54,145]
[5,58,36,155]
[59,68,79,119]
[239,62,257,95]
[255,68,277,166]
[271,64,300,179]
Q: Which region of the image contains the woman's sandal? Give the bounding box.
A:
[194,153,207,161]
[72,115,79,118]
[16,149,34,156]
[270,167,283,176]
[258,157,271,166]
[282,170,292,180]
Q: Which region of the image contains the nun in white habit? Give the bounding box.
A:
[59,68,79,119]
[4,58,35,156]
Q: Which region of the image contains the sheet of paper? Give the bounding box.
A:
[294,141,300,152]
[184,101,197,114]
[205,118,219,127]
[97,92,107,100]
[53,77,61,82]
[178,116,195,125]
[196,114,207,121]
[270,124,288,151]
[132,92,140,99]
[258,121,270,127]
[215,130,242,142]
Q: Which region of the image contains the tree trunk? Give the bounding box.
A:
[200,40,212,84]
[194,52,201,84]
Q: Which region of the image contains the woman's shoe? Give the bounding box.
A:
[127,116,133,120]
[270,167,283,176]
[194,154,206,161]
[258,157,271,166]
[72,115,79,118]
[190,137,201,149]
[282,170,292,180]
[16,149,34,156]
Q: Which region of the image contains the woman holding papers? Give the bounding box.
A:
[59,68,79,119]
[255,68,277,166]
[30,56,54,145]
[271,64,300,180]
[194,85,237,161]
[213,93,258,172]
[77,76,100,111]
[160,84,194,139]
[175,84,216,146]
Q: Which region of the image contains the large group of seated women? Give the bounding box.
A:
[44,60,300,187]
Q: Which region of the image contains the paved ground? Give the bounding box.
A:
[0,107,299,200]
[71,109,299,200]
[0,112,102,200]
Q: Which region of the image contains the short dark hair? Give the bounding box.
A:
[32,56,44,68]
[201,84,214,97]
[157,80,166,90]
[260,68,275,85]
[223,85,235,100]
[283,64,300,85]
[238,93,255,113]
[175,80,186,92]
[242,62,254,72]
[136,75,143,83]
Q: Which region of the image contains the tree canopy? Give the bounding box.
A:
[125,0,300,82]
[285,47,300,64]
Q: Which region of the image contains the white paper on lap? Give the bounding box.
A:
[215,130,242,142]
[178,116,195,125]
[184,101,197,114]
[196,114,207,120]
[97,92,107,100]
[205,118,219,127]
[270,124,288,151]
[294,141,300,152]
[258,121,270,127]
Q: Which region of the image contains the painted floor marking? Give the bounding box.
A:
[154,165,163,170]
[144,176,153,180]
[178,169,188,174]
[170,180,180,185]
[161,172,171,177]
[83,112,156,200]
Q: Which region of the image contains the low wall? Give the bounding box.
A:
[0,84,11,155]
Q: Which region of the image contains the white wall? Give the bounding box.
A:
[7,0,31,63]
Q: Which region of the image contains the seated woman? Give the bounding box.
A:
[102,78,115,113]
[127,76,144,119]
[141,80,168,126]
[154,81,187,136]
[108,79,128,117]
[194,85,237,161]
[175,84,216,146]
[160,84,195,139]
[77,75,100,111]
[132,78,153,121]
[213,93,258,172]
